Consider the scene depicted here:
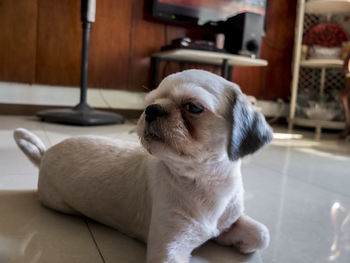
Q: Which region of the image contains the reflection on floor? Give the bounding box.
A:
[0,116,349,263]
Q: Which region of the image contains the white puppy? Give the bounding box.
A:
[14,69,273,263]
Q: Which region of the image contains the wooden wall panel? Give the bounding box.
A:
[127,0,165,91]
[259,0,297,99]
[88,1,132,90]
[0,0,37,83]
[233,67,265,98]
[158,25,188,80]
[166,25,187,45]
[36,0,81,86]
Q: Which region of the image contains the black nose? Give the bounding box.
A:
[145,104,168,123]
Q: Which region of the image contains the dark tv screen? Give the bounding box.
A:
[152,0,267,25]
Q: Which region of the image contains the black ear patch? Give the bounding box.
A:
[228,93,273,161]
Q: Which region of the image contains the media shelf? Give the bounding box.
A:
[152,49,268,67]
[151,49,268,88]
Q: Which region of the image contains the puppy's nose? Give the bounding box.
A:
[145,104,168,123]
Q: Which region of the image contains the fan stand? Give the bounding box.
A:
[37,0,124,126]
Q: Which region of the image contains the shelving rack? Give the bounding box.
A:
[289,0,349,139]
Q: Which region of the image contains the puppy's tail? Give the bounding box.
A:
[13,128,46,168]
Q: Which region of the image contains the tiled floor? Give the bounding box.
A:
[1,115,350,263]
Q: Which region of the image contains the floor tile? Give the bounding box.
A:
[244,136,350,197]
[242,163,350,263]
[0,190,103,263]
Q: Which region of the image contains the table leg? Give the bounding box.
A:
[221,59,229,79]
[151,57,160,89]
[228,65,233,81]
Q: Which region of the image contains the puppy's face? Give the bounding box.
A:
[137,70,273,163]
[137,84,228,163]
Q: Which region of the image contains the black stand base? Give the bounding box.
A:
[36,6,125,127]
[37,103,124,126]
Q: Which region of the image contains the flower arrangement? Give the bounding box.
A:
[303,22,348,47]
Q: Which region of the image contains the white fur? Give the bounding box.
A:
[14,70,271,263]
[14,128,46,167]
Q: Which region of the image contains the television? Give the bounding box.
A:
[151,0,267,26]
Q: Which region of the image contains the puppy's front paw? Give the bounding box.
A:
[215,214,270,254]
[232,223,270,254]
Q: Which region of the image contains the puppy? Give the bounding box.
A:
[14,69,273,263]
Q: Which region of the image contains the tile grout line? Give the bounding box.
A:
[84,218,107,263]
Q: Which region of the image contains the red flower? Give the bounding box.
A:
[303,22,348,47]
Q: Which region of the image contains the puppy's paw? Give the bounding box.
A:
[215,215,270,254]
[233,223,270,254]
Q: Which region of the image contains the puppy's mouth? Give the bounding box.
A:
[143,130,164,142]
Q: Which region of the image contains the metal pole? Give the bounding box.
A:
[74,0,96,110]
[79,21,91,106]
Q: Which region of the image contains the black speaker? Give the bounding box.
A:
[220,12,264,58]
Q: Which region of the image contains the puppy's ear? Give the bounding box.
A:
[227,89,273,161]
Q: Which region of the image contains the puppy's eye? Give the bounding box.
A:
[184,102,204,114]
